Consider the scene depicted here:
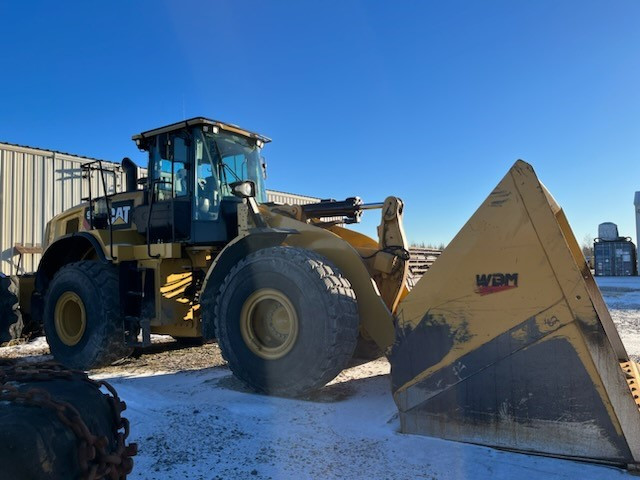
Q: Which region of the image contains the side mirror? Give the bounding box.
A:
[230,180,256,199]
[165,139,174,160]
[261,156,268,180]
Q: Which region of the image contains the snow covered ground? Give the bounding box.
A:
[4,276,640,479]
[598,276,640,362]
[105,361,632,480]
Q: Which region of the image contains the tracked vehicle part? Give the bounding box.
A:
[0,360,136,479]
[211,246,359,396]
[0,275,23,344]
[392,160,640,467]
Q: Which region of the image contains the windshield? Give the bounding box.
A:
[198,129,267,204]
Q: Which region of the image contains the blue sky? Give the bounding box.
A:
[1,1,638,246]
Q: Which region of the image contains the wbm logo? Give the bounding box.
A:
[475,273,518,296]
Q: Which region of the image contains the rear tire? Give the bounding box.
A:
[209,246,359,397]
[0,275,23,344]
[43,261,132,370]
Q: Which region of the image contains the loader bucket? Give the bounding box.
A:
[391,160,640,467]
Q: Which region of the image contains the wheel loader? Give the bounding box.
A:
[2,116,640,468]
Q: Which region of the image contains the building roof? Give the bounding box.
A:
[0,141,117,164]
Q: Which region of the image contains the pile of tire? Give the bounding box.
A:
[0,360,137,479]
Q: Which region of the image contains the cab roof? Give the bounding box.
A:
[131,117,271,148]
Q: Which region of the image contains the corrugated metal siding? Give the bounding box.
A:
[0,143,126,275]
[0,143,321,276]
[266,190,320,205]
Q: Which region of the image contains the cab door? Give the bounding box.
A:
[145,133,192,242]
[191,129,238,245]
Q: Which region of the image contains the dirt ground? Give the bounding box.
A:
[1,335,225,373]
[3,306,639,375]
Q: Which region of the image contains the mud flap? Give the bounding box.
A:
[392,160,640,466]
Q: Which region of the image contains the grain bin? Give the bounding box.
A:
[598,222,619,241]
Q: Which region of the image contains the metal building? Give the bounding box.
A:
[0,143,126,275]
[265,189,320,206]
[0,142,320,275]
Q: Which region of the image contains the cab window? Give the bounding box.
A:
[151,135,189,201]
[194,133,221,220]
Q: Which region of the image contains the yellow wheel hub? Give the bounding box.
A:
[54,291,87,346]
[240,288,299,360]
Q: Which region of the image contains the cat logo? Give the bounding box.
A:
[475,273,518,295]
[111,203,132,226]
[84,200,133,230]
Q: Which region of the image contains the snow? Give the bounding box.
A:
[599,276,640,362]
[4,276,640,479]
[106,362,632,480]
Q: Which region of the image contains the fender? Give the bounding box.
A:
[269,216,396,351]
[35,232,108,293]
[29,232,109,327]
[202,213,397,350]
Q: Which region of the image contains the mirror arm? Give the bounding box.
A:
[246,197,267,228]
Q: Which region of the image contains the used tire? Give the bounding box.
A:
[210,246,359,397]
[43,261,132,370]
[0,275,23,344]
[0,363,136,479]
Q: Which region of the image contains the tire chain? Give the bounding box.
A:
[0,359,137,479]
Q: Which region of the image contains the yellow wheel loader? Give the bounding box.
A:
[5,117,640,468]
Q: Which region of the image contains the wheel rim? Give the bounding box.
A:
[54,291,87,346]
[240,288,299,360]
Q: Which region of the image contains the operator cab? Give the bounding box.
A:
[132,117,270,245]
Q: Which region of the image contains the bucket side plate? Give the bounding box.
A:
[392,160,640,465]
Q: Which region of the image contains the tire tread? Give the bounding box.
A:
[44,261,131,369]
[208,247,359,397]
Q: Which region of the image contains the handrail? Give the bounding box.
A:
[81,160,119,261]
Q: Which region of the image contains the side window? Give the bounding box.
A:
[194,135,220,220]
[151,135,189,201]
[173,137,188,198]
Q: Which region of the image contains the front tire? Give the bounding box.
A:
[210,246,359,397]
[43,261,132,370]
[0,275,23,344]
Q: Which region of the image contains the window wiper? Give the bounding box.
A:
[211,140,241,185]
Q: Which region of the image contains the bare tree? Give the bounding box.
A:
[410,242,447,251]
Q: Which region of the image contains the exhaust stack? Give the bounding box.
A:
[122,157,138,193]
